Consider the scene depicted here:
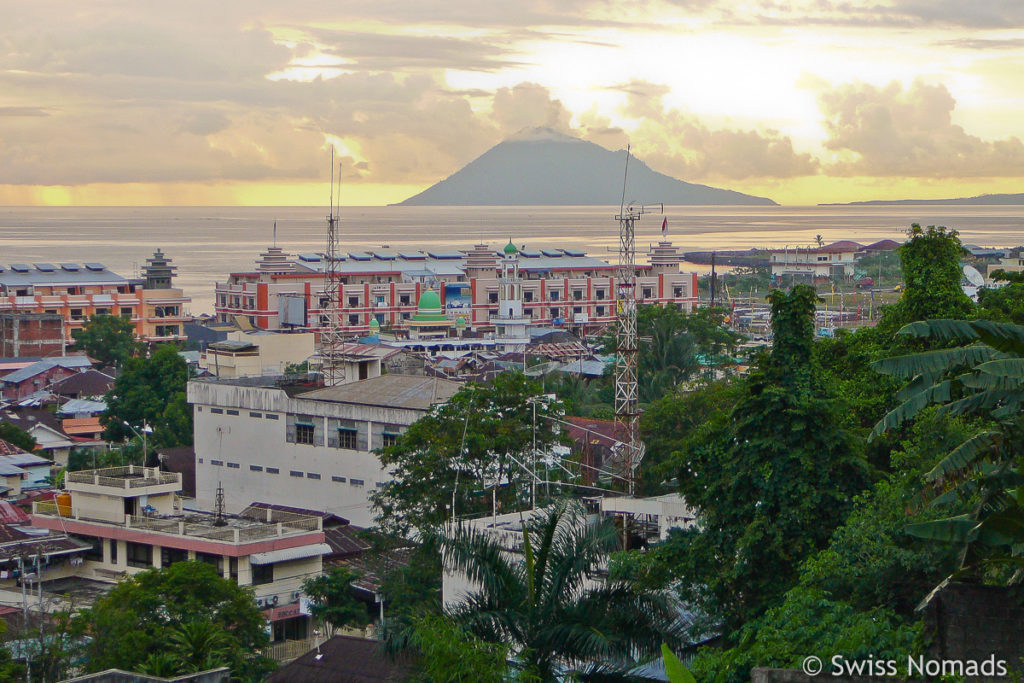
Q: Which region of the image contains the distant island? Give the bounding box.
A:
[822,193,1024,206]
[395,127,777,206]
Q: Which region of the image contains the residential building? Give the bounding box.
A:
[0,443,52,490]
[987,253,1024,280]
[213,240,698,337]
[0,355,92,401]
[768,241,865,279]
[30,465,330,639]
[188,373,461,527]
[199,330,316,379]
[0,250,190,345]
[0,313,64,358]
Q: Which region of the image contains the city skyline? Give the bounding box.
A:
[2,1,1024,206]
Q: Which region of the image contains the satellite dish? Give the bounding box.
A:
[963,265,985,287]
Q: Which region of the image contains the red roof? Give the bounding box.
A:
[0,439,28,456]
[813,240,864,254]
[861,239,901,252]
[0,501,30,524]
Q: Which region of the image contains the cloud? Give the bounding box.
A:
[491,83,573,136]
[615,80,819,180]
[817,79,1024,177]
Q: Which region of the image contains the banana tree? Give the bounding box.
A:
[870,319,1024,594]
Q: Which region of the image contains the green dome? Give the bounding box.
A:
[411,289,449,324]
[503,240,518,255]
[369,318,380,330]
[417,290,442,310]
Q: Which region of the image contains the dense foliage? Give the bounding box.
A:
[101,343,192,450]
[74,562,273,681]
[301,565,371,631]
[371,372,563,535]
[71,314,141,367]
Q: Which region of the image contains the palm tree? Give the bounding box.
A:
[167,620,236,674]
[870,319,1024,592]
[435,500,684,680]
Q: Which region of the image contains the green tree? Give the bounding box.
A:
[408,615,508,683]
[0,422,36,452]
[434,500,683,681]
[75,561,273,679]
[102,343,192,448]
[371,372,562,536]
[871,318,1024,588]
[302,565,371,631]
[71,314,141,367]
[977,269,1024,324]
[879,224,973,334]
[655,286,868,636]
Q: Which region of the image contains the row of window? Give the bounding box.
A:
[201,459,367,487]
[78,536,274,584]
[202,406,279,420]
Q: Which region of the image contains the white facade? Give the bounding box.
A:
[188,374,461,527]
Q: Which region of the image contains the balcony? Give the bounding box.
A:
[66,465,180,490]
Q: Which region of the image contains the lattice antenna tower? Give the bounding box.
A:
[320,149,345,386]
[614,145,661,495]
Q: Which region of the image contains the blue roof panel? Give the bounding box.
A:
[298,253,322,262]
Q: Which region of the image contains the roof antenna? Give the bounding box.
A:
[213,482,227,526]
[273,221,277,248]
[619,144,631,217]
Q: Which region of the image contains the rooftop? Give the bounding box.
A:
[0,262,126,288]
[298,374,460,410]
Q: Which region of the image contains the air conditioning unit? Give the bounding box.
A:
[256,598,264,608]
[292,591,302,600]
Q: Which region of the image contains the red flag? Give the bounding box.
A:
[661,216,668,236]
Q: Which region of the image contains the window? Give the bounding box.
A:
[523,291,533,302]
[211,460,224,467]
[197,552,222,574]
[120,307,133,318]
[307,472,321,480]
[252,563,273,585]
[211,408,223,414]
[230,557,238,582]
[573,290,583,301]
[673,287,683,297]
[110,541,117,564]
[265,413,279,420]
[226,409,239,416]
[596,289,606,299]
[596,306,605,316]
[524,308,533,316]
[161,547,187,567]
[295,423,315,445]
[348,296,360,306]
[399,294,410,305]
[266,467,280,474]
[126,542,152,569]
[70,308,83,320]
[290,470,303,478]
[573,307,582,315]
[249,411,262,418]
[250,465,263,472]
[155,324,180,337]
[79,536,103,562]
[95,307,109,316]
[488,292,498,304]
[350,478,365,486]
[227,462,240,469]
[348,314,359,325]
[337,427,358,450]
[382,432,399,448]
[550,307,560,318]
[197,458,203,463]
[332,476,347,483]
[197,406,203,412]
[642,288,653,298]
[550,291,560,301]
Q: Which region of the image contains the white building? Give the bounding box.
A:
[188,374,461,527]
[768,241,864,279]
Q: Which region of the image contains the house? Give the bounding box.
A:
[0,407,76,464]
[188,373,461,527]
[768,241,864,279]
[30,465,331,642]
[264,635,411,683]
[0,461,26,497]
[49,369,115,400]
[0,356,93,401]
[0,447,53,490]
[0,313,65,358]
[563,417,618,486]
[199,330,316,379]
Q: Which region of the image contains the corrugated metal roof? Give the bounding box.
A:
[0,357,91,385]
[57,398,108,415]
[299,374,460,410]
[249,542,332,565]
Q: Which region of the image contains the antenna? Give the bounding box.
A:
[213,482,227,526]
[273,220,277,248]
[613,145,660,496]
[319,149,345,386]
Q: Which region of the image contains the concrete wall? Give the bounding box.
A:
[189,381,429,526]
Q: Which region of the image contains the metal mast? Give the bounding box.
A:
[320,150,345,386]
[613,146,660,494]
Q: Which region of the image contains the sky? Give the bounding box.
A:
[2,0,1024,206]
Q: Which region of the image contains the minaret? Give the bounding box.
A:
[463,243,498,280]
[649,241,681,278]
[255,246,296,274]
